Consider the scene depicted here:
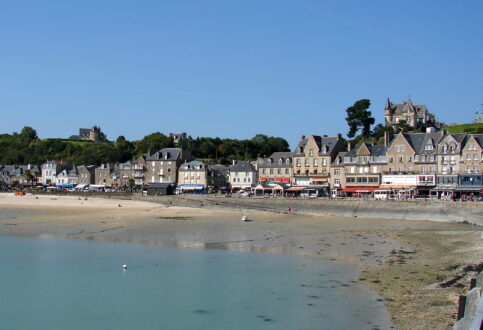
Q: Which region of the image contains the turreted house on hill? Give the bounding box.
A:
[384,97,440,130]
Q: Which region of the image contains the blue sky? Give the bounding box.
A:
[1,0,482,147]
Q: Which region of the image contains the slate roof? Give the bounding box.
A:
[387,132,444,154]
[294,138,308,153]
[229,161,256,173]
[386,98,428,117]
[208,165,229,176]
[68,166,78,176]
[259,152,294,168]
[97,163,114,170]
[118,161,132,170]
[294,135,341,155]
[403,132,444,154]
[269,152,294,159]
[345,144,387,157]
[179,160,206,171]
[472,134,483,148]
[146,148,182,161]
[450,134,468,144]
[331,152,347,166]
[9,165,40,176]
[77,165,96,173]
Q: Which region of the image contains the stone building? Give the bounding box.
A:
[70,126,108,142]
[228,161,257,191]
[384,97,437,129]
[0,164,40,186]
[292,134,345,196]
[457,134,483,195]
[77,165,96,186]
[433,134,468,197]
[177,160,208,193]
[329,152,347,197]
[341,143,387,196]
[132,154,148,186]
[382,131,444,195]
[257,152,293,185]
[95,163,116,186]
[41,160,72,185]
[145,148,191,185]
[169,132,187,145]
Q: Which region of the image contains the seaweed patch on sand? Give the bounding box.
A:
[157,216,193,221]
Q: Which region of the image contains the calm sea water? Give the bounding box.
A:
[0,236,392,330]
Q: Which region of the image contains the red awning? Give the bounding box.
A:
[282,178,290,183]
[259,178,268,182]
[342,187,378,193]
[274,178,282,182]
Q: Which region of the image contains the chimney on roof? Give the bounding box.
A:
[301,135,305,140]
[384,131,393,147]
[347,142,352,152]
[232,159,236,166]
[337,133,342,140]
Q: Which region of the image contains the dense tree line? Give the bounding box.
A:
[0,127,289,166]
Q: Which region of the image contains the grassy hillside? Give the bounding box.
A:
[446,123,483,134]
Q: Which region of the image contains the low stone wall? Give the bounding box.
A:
[134,195,483,225]
[453,271,483,330]
[29,191,134,199]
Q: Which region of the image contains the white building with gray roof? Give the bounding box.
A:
[228,161,257,191]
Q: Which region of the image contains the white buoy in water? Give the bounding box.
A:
[122,264,128,269]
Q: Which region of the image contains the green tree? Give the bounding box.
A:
[345,99,375,138]
[396,120,411,133]
[20,126,38,141]
[23,170,35,187]
[128,178,135,193]
[115,136,135,162]
[134,132,173,155]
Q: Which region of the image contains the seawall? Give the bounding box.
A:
[133,195,483,225]
[453,271,483,330]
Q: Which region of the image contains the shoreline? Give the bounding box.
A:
[1,193,482,329]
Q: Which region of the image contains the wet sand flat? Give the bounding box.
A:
[0,193,482,329]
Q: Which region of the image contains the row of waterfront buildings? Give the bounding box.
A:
[1,131,482,198]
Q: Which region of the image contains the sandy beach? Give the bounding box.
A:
[1,193,482,329]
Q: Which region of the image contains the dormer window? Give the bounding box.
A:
[278,159,283,165]
[267,159,272,164]
[286,159,290,165]
[309,149,314,156]
[425,144,433,151]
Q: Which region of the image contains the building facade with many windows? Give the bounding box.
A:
[292,134,345,196]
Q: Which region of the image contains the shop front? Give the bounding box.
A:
[341,186,378,198]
